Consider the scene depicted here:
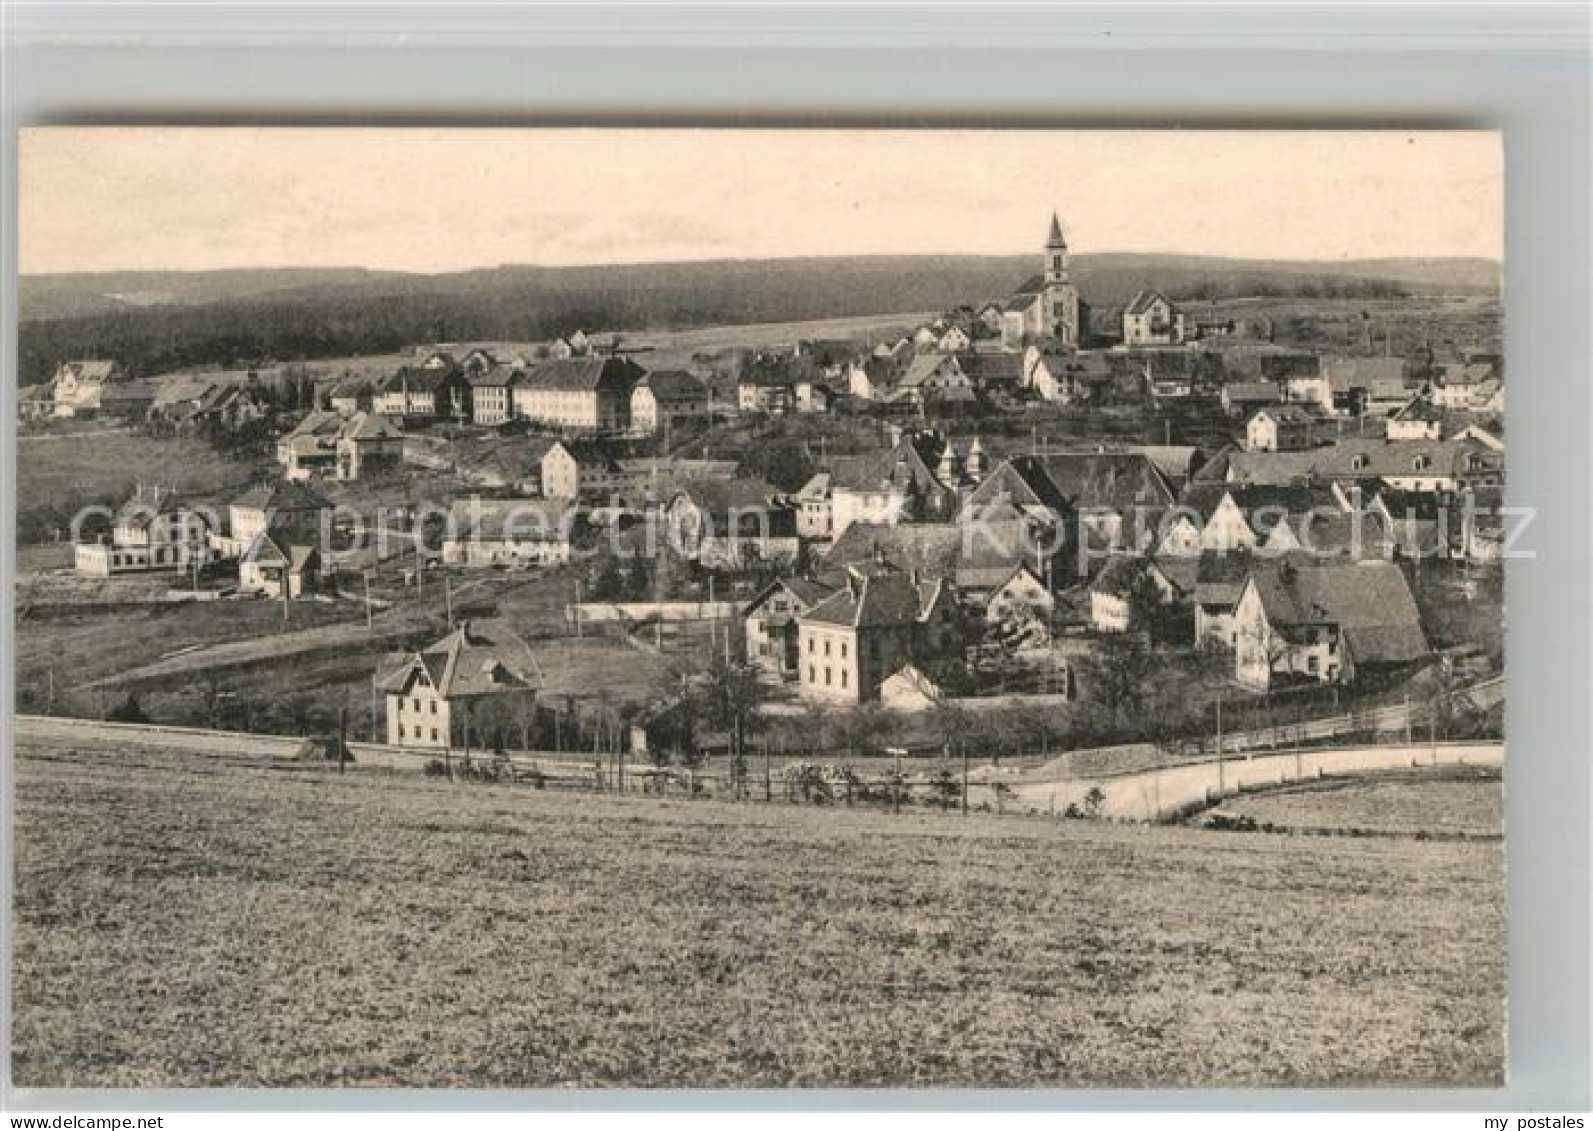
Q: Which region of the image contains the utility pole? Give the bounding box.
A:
[961,743,969,818]
[1215,694,1225,793]
[370,674,380,743]
[893,747,902,816]
[363,570,374,631]
[574,580,583,639]
[338,707,347,775]
[444,575,454,630]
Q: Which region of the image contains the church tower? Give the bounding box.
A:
[1043,212,1081,347]
[1045,211,1069,285]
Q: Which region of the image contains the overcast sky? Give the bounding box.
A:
[20,128,1502,275]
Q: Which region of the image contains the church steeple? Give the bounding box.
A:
[1045,212,1069,284]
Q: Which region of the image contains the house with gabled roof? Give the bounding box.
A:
[540,438,626,501]
[467,366,523,427]
[664,477,798,568]
[1122,289,1187,347]
[742,576,841,679]
[50,359,128,418]
[964,450,1175,559]
[890,352,974,407]
[278,410,403,481]
[1221,380,1284,417]
[441,498,573,569]
[1088,555,1181,634]
[796,567,962,705]
[1386,394,1446,441]
[377,620,541,750]
[238,532,321,599]
[630,369,708,434]
[221,479,332,559]
[825,430,968,538]
[1233,560,1427,691]
[374,365,472,424]
[1246,403,1333,453]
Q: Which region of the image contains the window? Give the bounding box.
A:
[807,638,814,655]
[840,642,848,659]
[841,670,848,689]
[1307,655,1320,675]
[824,640,831,657]
[824,668,831,686]
[430,700,437,715]
[808,665,815,683]
[1412,454,1432,471]
[431,728,439,741]
[413,697,420,712]
[1351,454,1370,471]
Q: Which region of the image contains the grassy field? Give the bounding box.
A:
[18,429,266,516]
[1208,766,1502,839]
[12,735,1504,1088]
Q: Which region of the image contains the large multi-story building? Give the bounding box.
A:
[512,357,643,432]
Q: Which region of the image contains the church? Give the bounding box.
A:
[1000,213,1087,350]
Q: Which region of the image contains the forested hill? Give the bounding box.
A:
[18,254,1498,385]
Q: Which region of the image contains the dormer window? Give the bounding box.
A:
[1412,454,1433,471]
[1351,454,1370,471]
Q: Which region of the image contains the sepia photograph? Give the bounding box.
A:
[11,127,1508,1090]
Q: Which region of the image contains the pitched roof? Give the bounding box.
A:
[634,369,706,400]
[377,619,541,699]
[468,367,522,388]
[830,433,948,496]
[1090,554,1168,598]
[1223,437,1502,485]
[98,379,156,403]
[671,476,783,517]
[522,357,644,393]
[824,521,963,579]
[1224,381,1283,403]
[58,360,120,382]
[447,497,573,542]
[898,353,962,389]
[1249,561,1428,664]
[802,571,944,629]
[1125,289,1173,316]
[381,366,454,394]
[232,479,332,513]
[1253,403,1329,428]
[742,576,840,619]
[548,438,623,471]
[1321,356,1411,394]
[1030,451,1178,511]
[957,353,1024,383]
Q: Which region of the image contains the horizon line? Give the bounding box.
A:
[20,249,1504,281]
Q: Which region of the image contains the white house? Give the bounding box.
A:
[378,620,540,750]
[1121,290,1187,347]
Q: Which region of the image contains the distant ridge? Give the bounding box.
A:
[17,253,1498,385]
[20,253,1499,321]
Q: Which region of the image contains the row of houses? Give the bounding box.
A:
[328,354,711,436]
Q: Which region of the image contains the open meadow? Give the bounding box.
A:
[12,733,1504,1089]
[1205,766,1503,839]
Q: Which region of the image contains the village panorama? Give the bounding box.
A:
[14,148,1507,1087]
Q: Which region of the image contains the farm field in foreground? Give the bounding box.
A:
[12,735,1503,1089]
[1206,767,1502,838]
